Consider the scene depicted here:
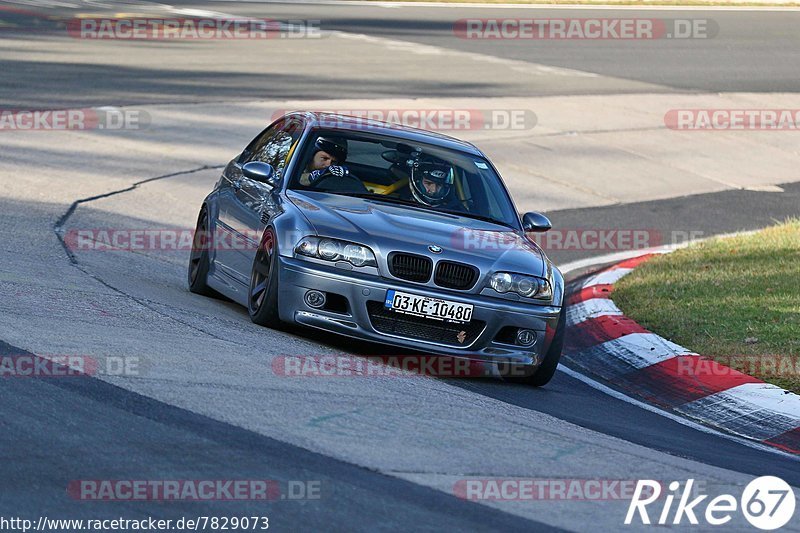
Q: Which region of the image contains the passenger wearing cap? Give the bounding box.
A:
[299,136,349,186]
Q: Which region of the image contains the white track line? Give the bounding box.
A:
[677,383,800,440]
[567,297,623,325]
[558,236,799,460]
[331,30,598,78]
[582,267,634,287]
[585,332,696,367]
[558,364,800,460]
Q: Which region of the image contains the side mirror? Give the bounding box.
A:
[242,161,277,186]
[522,212,552,233]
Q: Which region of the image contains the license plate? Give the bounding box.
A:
[384,290,473,324]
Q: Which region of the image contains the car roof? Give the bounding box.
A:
[286,111,486,157]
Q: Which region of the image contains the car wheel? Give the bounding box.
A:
[188,207,215,296]
[504,305,566,387]
[248,228,283,328]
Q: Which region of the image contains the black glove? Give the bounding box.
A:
[308,165,349,184]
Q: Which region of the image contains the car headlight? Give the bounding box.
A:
[318,239,341,260]
[487,272,552,300]
[295,237,377,268]
[489,272,513,293]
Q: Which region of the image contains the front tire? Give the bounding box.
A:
[248,228,283,328]
[188,207,215,296]
[505,305,566,387]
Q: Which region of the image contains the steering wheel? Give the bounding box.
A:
[313,168,368,193]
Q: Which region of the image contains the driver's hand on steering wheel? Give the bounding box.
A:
[309,165,349,185]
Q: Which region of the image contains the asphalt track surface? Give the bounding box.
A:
[1,1,800,531]
[2,1,800,107]
[1,340,559,532]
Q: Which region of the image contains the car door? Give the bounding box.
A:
[219,118,303,282]
[212,158,248,285]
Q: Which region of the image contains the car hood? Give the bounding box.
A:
[287,191,546,277]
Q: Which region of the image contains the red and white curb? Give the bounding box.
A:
[563,253,800,455]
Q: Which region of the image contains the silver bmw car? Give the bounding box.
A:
[188,112,565,386]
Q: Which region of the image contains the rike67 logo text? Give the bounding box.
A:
[626,477,795,530]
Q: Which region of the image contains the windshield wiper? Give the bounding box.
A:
[335,192,518,230]
[434,208,517,230]
[334,192,427,208]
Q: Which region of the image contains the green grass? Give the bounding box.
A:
[613,220,800,393]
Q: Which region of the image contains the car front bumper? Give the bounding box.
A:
[277,256,562,367]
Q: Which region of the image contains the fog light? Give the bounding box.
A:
[516,329,537,347]
[304,290,326,309]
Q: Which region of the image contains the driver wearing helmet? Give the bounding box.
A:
[408,159,460,209]
[299,136,349,186]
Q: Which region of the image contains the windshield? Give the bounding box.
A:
[288,129,520,229]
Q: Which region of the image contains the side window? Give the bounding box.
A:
[242,121,282,163]
[243,119,303,176]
